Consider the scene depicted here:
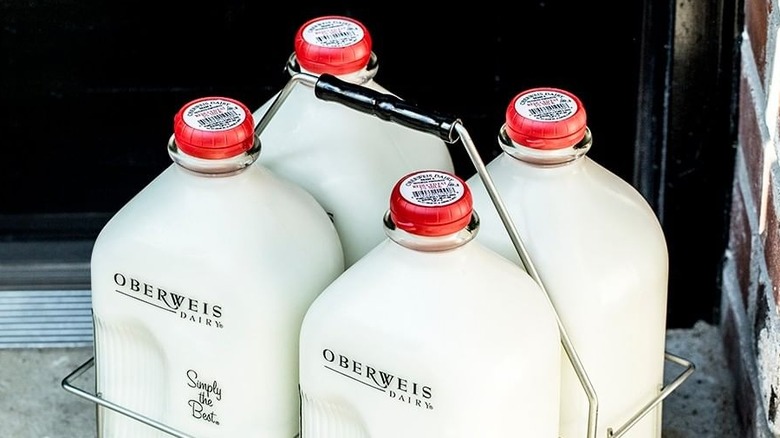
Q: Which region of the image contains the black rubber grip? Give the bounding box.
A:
[314,73,460,143]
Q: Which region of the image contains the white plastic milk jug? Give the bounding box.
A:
[466,88,669,438]
[90,97,344,437]
[252,15,455,268]
[298,169,562,437]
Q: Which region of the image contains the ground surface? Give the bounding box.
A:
[0,320,739,437]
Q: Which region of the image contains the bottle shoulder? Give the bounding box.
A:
[312,240,545,303]
[94,164,337,246]
[474,154,656,212]
[301,243,560,350]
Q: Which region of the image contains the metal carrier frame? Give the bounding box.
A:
[62,72,695,438]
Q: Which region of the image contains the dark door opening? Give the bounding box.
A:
[1,1,740,329]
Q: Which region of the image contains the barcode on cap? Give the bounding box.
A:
[515,91,577,122]
[400,172,463,207]
[303,18,364,48]
[183,99,246,131]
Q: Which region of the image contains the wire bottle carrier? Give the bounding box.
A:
[62,72,695,438]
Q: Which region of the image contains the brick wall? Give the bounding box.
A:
[723,0,780,435]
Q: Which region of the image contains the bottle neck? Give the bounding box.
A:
[285,52,379,86]
[167,134,262,176]
[383,211,480,252]
[498,125,593,166]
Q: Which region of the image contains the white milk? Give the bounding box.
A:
[90,97,344,437]
[298,170,561,437]
[466,88,669,438]
[252,15,455,268]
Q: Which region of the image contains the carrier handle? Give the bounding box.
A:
[314,74,460,143]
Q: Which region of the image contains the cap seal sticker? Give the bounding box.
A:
[515,90,578,122]
[400,171,464,207]
[182,99,247,132]
[302,18,365,48]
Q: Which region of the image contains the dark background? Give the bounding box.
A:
[0,1,741,328]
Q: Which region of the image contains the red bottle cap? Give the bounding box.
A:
[294,15,372,75]
[505,88,587,150]
[173,97,255,159]
[390,170,473,237]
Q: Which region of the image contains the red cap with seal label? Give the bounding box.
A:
[294,15,372,75]
[173,97,255,160]
[390,170,473,237]
[505,88,587,150]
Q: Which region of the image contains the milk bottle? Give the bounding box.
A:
[90,97,344,437]
[298,169,561,437]
[467,88,669,438]
[252,15,455,267]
